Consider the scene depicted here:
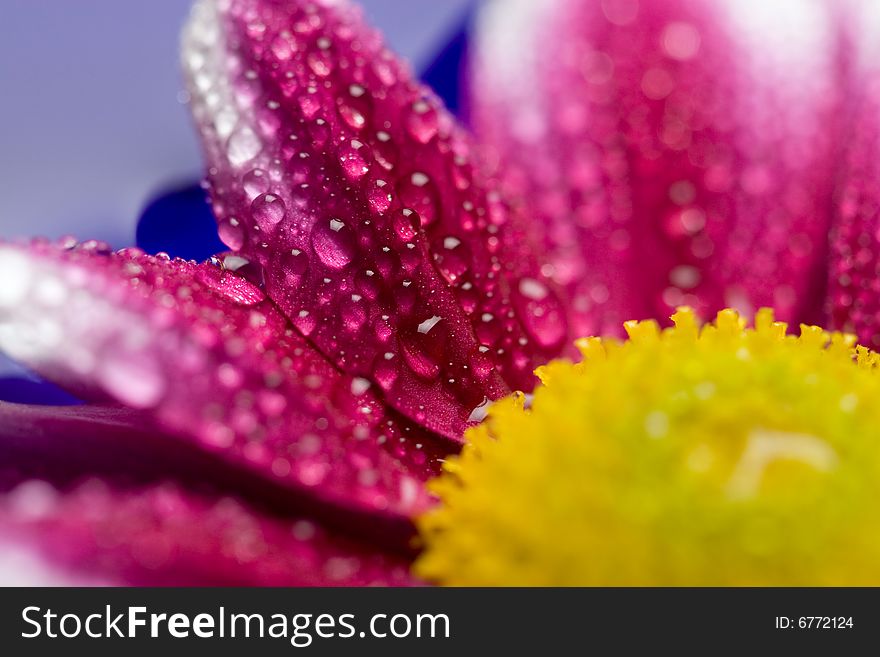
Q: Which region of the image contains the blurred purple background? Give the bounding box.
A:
[0,0,472,246]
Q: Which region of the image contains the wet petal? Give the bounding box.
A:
[0,479,415,586]
[472,0,843,334]
[183,0,565,439]
[0,240,439,535]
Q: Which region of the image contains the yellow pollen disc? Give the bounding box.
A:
[414,308,880,586]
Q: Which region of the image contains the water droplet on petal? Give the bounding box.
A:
[338,139,370,180]
[392,209,419,241]
[251,193,286,230]
[227,126,261,167]
[218,218,245,250]
[242,168,269,200]
[513,282,567,349]
[97,349,166,409]
[311,219,355,269]
[407,99,439,144]
[399,172,439,226]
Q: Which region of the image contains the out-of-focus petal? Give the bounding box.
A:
[0,479,415,586]
[0,401,427,551]
[472,0,843,334]
[828,2,880,348]
[183,0,567,439]
[0,241,439,540]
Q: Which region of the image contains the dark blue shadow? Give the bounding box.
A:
[420,6,472,122]
[136,183,225,262]
[0,377,83,406]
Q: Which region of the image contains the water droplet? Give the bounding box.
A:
[367,179,392,213]
[251,193,286,230]
[433,234,471,284]
[399,173,439,226]
[518,277,549,301]
[338,139,370,180]
[669,265,700,289]
[662,21,701,61]
[373,357,398,390]
[469,351,495,382]
[243,168,269,200]
[198,266,265,306]
[270,34,296,61]
[407,99,439,144]
[402,341,440,380]
[311,219,355,269]
[227,126,261,167]
[97,349,166,409]
[350,376,371,395]
[341,297,367,331]
[218,219,245,251]
[513,282,567,349]
[283,248,309,286]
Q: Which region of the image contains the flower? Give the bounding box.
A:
[0,0,878,585]
[417,308,880,585]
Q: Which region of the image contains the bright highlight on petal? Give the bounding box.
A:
[416,308,880,586]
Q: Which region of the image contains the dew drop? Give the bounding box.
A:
[402,338,441,381]
[251,193,286,230]
[270,34,296,61]
[198,266,265,306]
[518,277,549,301]
[513,282,567,349]
[218,219,245,251]
[227,126,261,167]
[0,249,32,307]
[406,99,439,144]
[373,357,399,390]
[392,208,420,241]
[311,219,355,269]
[399,173,439,226]
[338,139,370,180]
[242,168,269,200]
[350,376,371,395]
[97,349,166,409]
[367,179,392,213]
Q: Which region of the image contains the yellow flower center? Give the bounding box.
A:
[414,308,880,586]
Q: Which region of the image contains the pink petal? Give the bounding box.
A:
[183,0,567,439]
[828,3,880,347]
[0,240,440,533]
[0,479,415,586]
[472,0,843,334]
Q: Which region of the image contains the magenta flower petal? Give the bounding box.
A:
[828,4,880,348]
[0,479,415,586]
[183,0,567,439]
[472,0,843,334]
[0,241,438,534]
